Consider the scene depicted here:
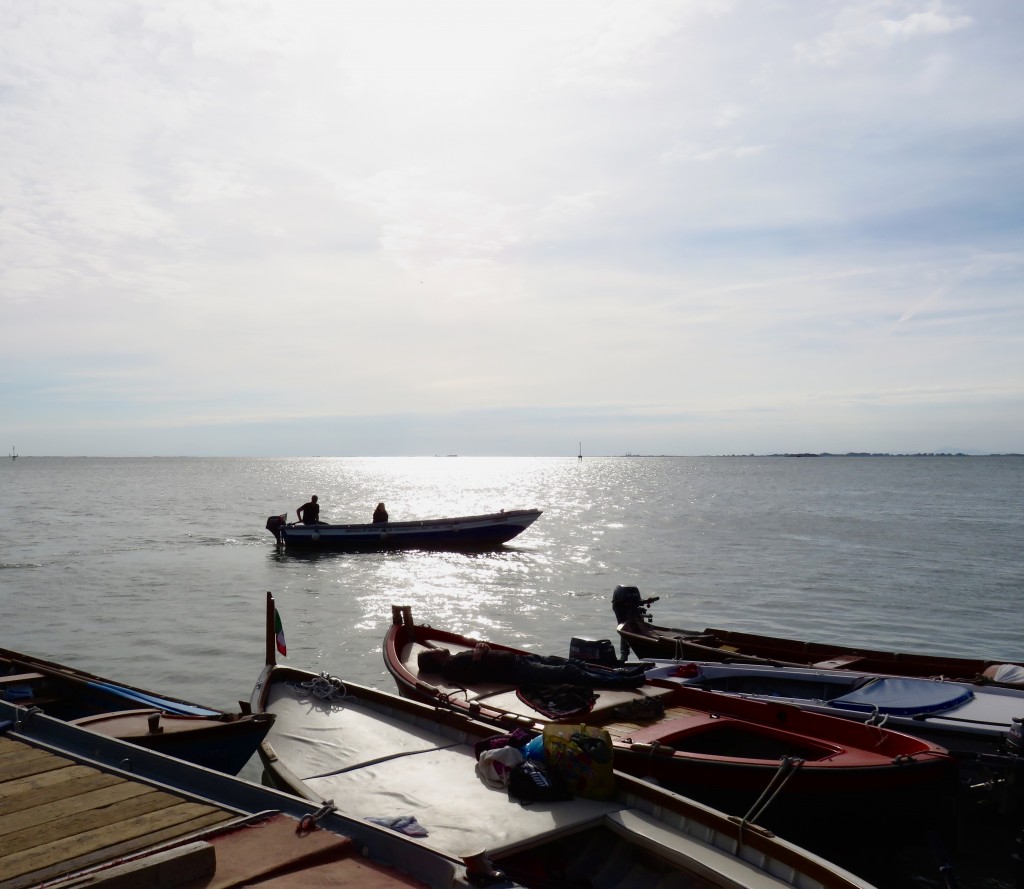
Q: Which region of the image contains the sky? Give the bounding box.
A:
[2,1,1022,457]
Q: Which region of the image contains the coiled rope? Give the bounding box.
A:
[287,672,348,702]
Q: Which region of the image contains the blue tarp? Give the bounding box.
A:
[830,677,973,716]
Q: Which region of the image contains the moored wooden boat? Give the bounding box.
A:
[383,605,957,858]
[252,592,881,889]
[266,508,542,551]
[615,592,1024,688]
[0,697,462,889]
[0,644,273,775]
[643,659,1024,756]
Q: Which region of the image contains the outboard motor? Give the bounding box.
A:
[611,585,643,621]
[1008,716,1023,756]
[611,585,659,624]
[266,514,287,543]
[611,585,659,663]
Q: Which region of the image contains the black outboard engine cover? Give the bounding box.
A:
[612,585,643,618]
[569,637,619,667]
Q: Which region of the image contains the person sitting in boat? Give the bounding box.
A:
[296,495,321,525]
[372,502,388,524]
[417,643,647,688]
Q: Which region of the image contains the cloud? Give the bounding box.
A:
[795,1,973,67]
[1,0,1021,455]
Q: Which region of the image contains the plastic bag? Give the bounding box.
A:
[542,723,615,800]
[475,746,524,789]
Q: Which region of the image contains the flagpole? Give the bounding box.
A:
[266,590,277,667]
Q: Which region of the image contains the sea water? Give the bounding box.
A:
[1,455,1021,883]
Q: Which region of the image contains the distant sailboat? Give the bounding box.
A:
[9,445,15,461]
[578,441,582,461]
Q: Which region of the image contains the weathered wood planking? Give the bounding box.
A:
[0,735,236,889]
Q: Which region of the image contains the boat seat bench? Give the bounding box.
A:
[605,810,794,888]
[812,655,865,669]
[0,672,45,685]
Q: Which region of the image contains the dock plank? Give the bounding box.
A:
[0,737,237,889]
[0,782,161,843]
[0,768,122,814]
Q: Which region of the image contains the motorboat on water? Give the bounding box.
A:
[266,508,542,552]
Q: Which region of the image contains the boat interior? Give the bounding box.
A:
[0,651,224,722]
[624,715,843,762]
[398,636,676,725]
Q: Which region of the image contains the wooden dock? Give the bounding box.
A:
[0,733,237,888]
[0,729,434,889]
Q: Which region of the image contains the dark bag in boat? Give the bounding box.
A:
[474,728,532,761]
[515,684,596,720]
[507,760,572,804]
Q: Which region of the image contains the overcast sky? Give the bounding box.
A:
[2,1,1021,456]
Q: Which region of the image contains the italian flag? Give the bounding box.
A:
[274,608,287,656]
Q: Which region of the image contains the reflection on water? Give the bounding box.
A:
[2,455,1021,707]
[3,454,1021,887]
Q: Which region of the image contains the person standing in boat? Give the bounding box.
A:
[296,495,321,525]
[372,502,389,524]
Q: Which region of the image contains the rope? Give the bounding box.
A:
[738,756,804,840]
[863,707,891,746]
[297,800,337,834]
[14,706,42,729]
[287,672,349,702]
[865,707,889,728]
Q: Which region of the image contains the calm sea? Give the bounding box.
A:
[2,455,1022,883]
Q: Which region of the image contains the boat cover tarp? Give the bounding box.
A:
[829,678,973,716]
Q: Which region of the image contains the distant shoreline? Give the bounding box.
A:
[617,452,1023,458]
[7,452,1023,459]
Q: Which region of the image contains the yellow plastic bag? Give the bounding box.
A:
[542,723,615,800]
